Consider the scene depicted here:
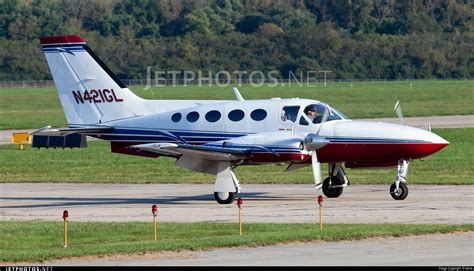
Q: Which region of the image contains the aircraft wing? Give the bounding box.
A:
[130,132,298,174]
[129,141,284,174]
[129,143,252,161]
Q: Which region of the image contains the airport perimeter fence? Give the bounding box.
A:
[0,78,471,89]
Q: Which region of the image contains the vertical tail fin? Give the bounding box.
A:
[40,35,145,126]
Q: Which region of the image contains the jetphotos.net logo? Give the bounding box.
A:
[144,67,332,89]
[2,267,53,271]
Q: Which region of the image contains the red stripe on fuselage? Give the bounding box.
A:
[102,138,448,165]
[245,143,448,164]
[317,142,449,163]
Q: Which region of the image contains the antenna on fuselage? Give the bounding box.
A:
[233,87,245,101]
[394,100,405,125]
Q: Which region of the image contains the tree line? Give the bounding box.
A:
[0,0,472,81]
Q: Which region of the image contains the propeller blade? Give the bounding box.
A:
[315,108,330,135]
[394,100,405,125]
[311,151,323,190]
[321,108,330,124]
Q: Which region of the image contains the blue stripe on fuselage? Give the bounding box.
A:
[326,137,425,143]
[81,126,425,147]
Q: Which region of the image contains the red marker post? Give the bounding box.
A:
[152,204,158,241]
[237,198,243,235]
[317,195,324,230]
[63,210,69,248]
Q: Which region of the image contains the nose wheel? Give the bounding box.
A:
[390,182,408,200]
[390,160,409,200]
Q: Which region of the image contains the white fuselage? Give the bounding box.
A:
[83,97,449,166]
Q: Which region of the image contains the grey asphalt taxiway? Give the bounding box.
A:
[46,232,473,266]
[1,183,473,224]
[2,183,473,266]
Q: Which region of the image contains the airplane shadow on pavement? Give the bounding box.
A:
[0,192,288,209]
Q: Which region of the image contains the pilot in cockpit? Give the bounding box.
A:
[301,103,347,125]
[304,105,317,122]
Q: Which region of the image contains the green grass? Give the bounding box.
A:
[1,221,472,262]
[0,128,472,185]
[0,80,473,129]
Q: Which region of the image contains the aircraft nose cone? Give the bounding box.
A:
[420,126,448,144]
[429,131,450,145]
[409,128,449,158]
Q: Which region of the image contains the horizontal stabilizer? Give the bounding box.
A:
[31,126,113,136]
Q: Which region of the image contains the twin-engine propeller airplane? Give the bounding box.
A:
[35,35,449,204]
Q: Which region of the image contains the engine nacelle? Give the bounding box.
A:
[303,133,329,151]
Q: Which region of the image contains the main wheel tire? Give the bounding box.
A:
[214,192,236,204]
[390,182,409,200]
[322,177,344,198]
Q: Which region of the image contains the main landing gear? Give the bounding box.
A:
[390,160,409,200]
[214,162,240,204]
[321,163,350,198]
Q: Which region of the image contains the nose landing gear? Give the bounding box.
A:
[390,160,409,200]
[390,182,408,200]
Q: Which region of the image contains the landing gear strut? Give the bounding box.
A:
[322,163,350,198]
[390,160,409,200]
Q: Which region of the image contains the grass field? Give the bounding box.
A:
[0,80,473,130]
[1,221,472,262]
[0,128,472,185]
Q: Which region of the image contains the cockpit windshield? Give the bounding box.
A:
[300,103,349,125]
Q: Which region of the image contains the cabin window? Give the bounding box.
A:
[299,116,309,126]
[303,103,344,124]
[250,109,267,121]
[281,106,300,122]
[186,111,199,122]
[205,110,221,122]
[171,113,182,122]
[228,109,245,122]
